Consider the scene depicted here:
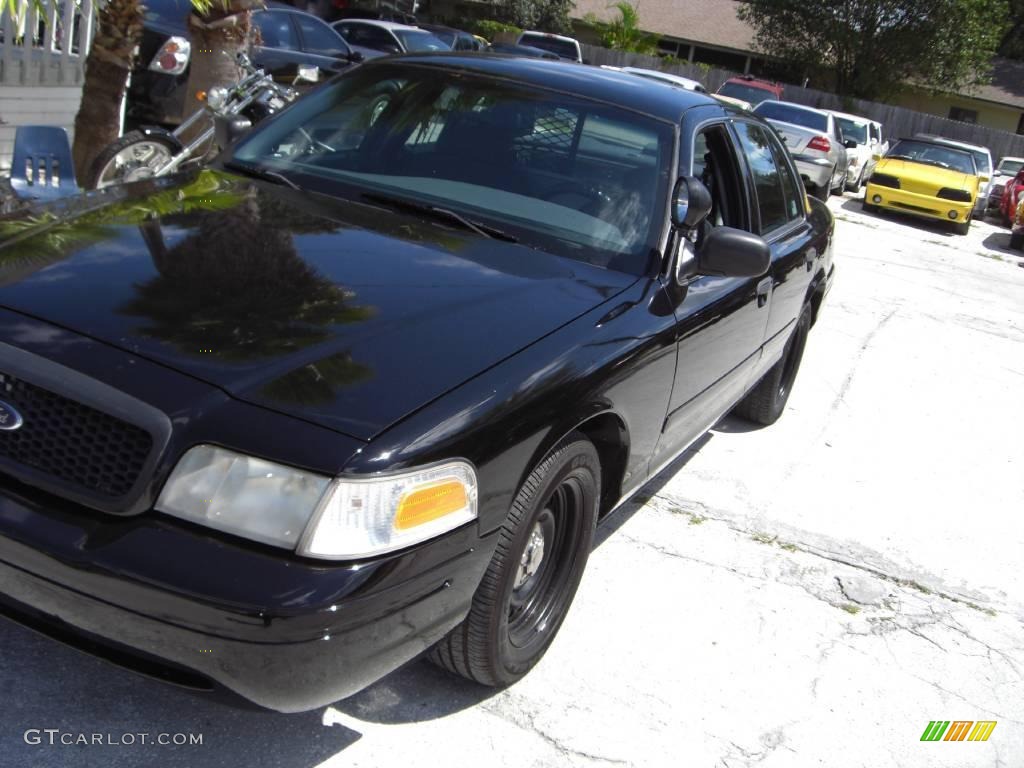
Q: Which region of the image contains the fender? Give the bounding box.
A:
[137,125,185,154]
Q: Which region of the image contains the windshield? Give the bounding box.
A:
[143,0,192,25]
[717,82,777,105]
[835,117,867,144]
[229,64,674,274]
[885,140,977,175]
[395,30,449,51]
[999,159,1024,175]
[518,33,578,60]
[754,102,827,132]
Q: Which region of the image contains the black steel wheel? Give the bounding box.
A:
[429,433,600,687]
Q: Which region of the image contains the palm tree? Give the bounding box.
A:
[593,2,659,56]
[179,0,257,143]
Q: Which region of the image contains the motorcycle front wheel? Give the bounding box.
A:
[86,130,180,189]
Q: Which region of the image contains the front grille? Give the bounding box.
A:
[0,371,153,498]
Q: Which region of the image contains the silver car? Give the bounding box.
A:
[754,101,854,199]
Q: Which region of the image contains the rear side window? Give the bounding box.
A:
[254,11,299,50]
[733,122,791,234]
[295,14,349,57]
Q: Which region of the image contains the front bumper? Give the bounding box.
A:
[864,182,973,224]
[793,155,833,190]
[0,480,496,712]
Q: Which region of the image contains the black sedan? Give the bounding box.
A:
[0,56,834,712]
[130,0,375,127]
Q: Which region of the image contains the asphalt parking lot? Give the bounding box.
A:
[1,188,1022,768]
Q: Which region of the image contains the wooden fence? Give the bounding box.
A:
[584,44,1024,162]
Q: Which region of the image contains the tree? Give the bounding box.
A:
[588,2,658,55]
[998,0,1024,58]
[737,0,1010,100]
[180,0,260,143]
[503,0,572,34]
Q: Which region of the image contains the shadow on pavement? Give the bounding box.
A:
[0,619,361,768]
[981,231,1019,254]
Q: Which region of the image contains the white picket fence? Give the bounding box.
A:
[0,0,93,169]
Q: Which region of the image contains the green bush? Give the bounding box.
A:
[472,19,523,41]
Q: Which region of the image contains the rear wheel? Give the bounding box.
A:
[830,165,843,195]
[734,304,812,426]
[429,434,600,686]
[845,166,864,192]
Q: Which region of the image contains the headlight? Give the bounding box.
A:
[156,445,477,559]
[869,173,900,189]
[206,86,229,111]
[936,187,972,203]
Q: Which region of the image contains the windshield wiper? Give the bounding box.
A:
[362,192,518,242]
[224,160,301,190]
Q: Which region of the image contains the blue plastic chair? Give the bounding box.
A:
[10,125,79,201]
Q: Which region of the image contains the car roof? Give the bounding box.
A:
[619,67,704,90]
[999,156,1024,162]
[361,54,719,121]
[335,19,426,31]
[828,110,877,125]
[519,30,579,43]
[914,134,991,155]
[757,100,829,117]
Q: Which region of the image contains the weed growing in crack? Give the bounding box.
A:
[839,603,861,615]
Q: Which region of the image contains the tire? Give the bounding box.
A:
[429,433,600,687]
[1010,232,1024,250]
[809,184,828,201]
[845,167,864,192]
[952,216,971,236]
[734,305,812,426]
[830,165,843,195]
[85,130,180,189]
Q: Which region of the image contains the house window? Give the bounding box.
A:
[948,106,978,124]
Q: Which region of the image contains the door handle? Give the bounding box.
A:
[756,277,772,308]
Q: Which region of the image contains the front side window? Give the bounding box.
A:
[229,64,675,274]
[732,122,789,234]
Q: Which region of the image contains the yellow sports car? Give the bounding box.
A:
[863,137,981,234]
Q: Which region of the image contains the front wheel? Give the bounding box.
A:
[429,434,600,687]
[1009,232,1023,250]
[845,167,864,192]
[734,304,812,426]
[85,130,180,189]
[952,216,971,236]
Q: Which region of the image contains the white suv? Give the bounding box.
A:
[516,31,583,62]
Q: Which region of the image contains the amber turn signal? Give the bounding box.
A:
[395,480,469,530]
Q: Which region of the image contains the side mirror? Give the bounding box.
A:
[297,64,320,83]
[993,170,1002,177]
[697,226,770,278]
[844,139,858,149]
[871,152,882,161]
[671,176,713,230]
[347,50,364,63]
[214,114,253,148]
[381,44,401,55]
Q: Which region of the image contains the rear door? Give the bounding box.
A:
[731,119,816,380]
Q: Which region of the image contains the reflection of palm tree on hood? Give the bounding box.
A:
[119,193,375,366]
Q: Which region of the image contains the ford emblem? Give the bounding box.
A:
[0,400,24,431]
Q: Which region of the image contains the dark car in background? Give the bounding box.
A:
[417,23,485,51]
[0,55,833,713]
[130,0,374,127]
[332,19,448,54]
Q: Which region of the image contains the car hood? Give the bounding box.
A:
[0,171,636,441]
[874,158,975,190]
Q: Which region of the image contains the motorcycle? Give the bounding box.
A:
[86,53,316,189]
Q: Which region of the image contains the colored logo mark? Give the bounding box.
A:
[920,720,997,742]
